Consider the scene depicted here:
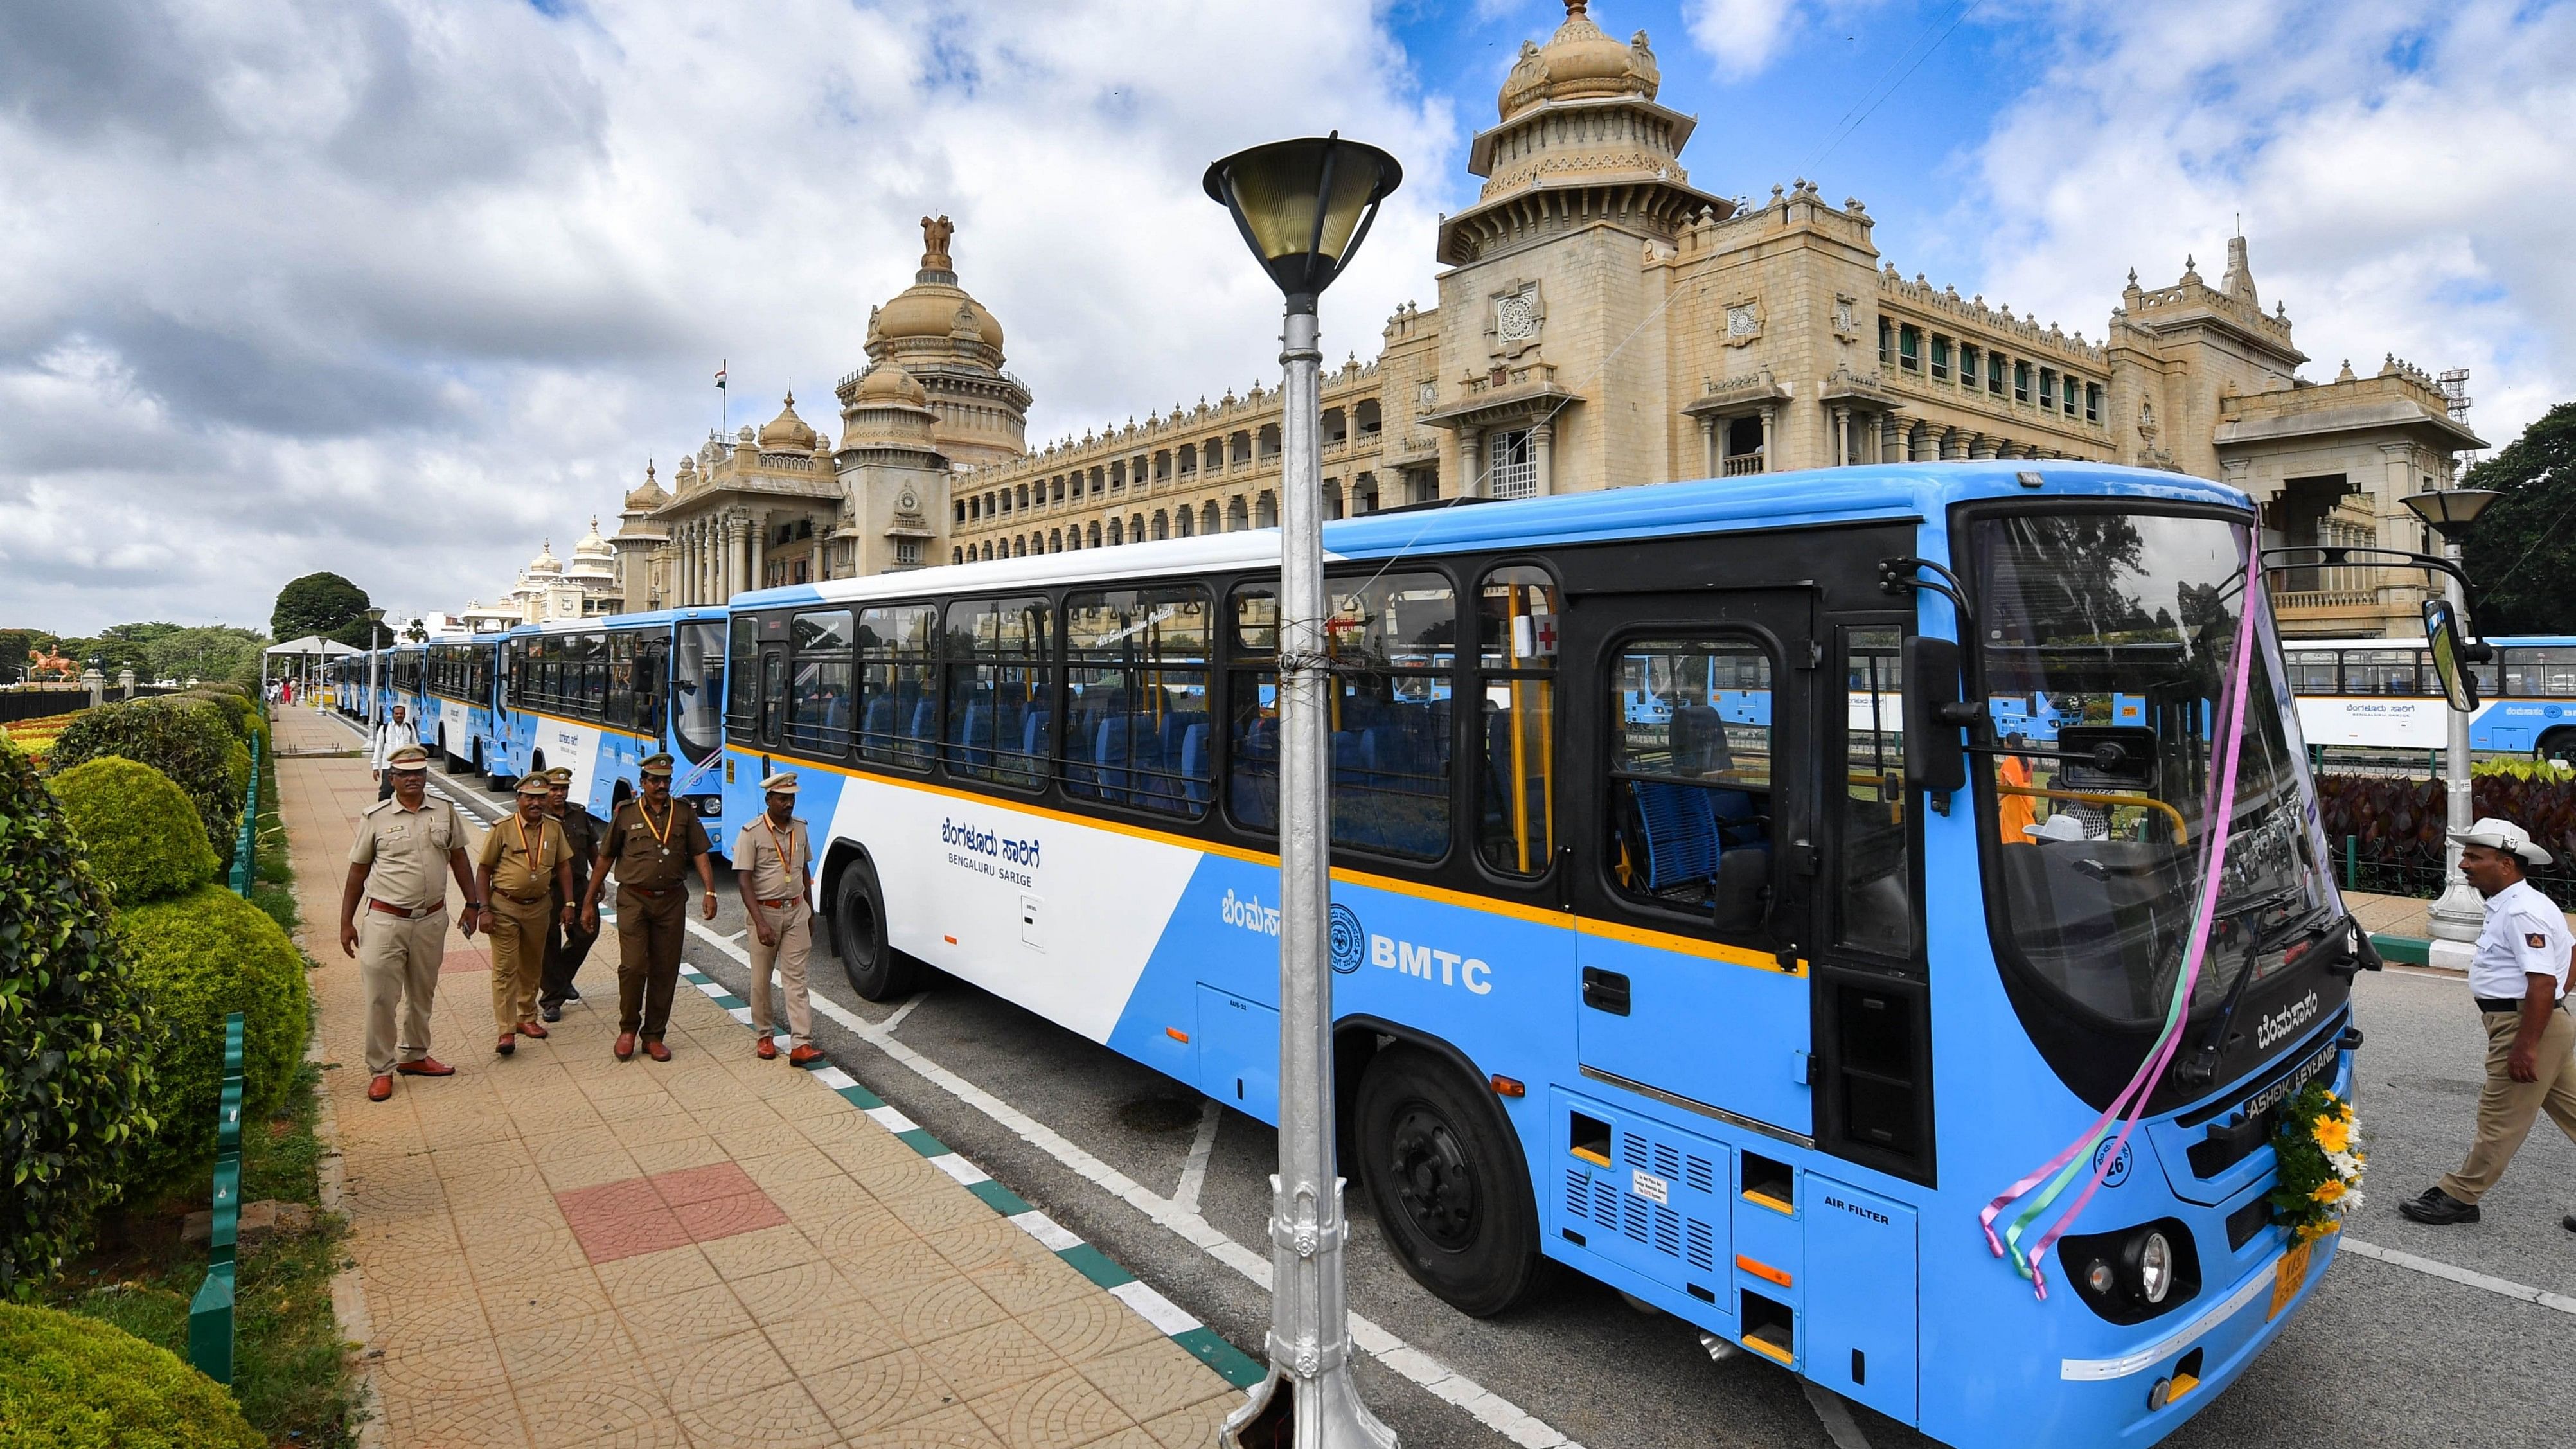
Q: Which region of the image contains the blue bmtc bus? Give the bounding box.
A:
[423,637,505,775]
[712,461,2361,1446]
[2284,635,2576,758]
[498,610,729,826]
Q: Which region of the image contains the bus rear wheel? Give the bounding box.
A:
[1354,1044,1547,1317]
[2540,729,2576,765]
[831,855,918,1001]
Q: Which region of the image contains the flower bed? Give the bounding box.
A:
[0,709,84,764]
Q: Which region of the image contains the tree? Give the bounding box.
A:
[269,572,374,647]
[2460,402,2576,636]
[144,625,267,685]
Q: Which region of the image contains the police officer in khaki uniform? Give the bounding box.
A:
[579,753,715,1061]
[337,743,480,1102]
[734,773,821,1065]
[475,776,574,1056]
[538,766,603,1022]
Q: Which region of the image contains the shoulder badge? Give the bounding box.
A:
[360,799,393,817]
[2528,932,2549,950]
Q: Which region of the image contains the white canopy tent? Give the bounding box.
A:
[261,636,362,699]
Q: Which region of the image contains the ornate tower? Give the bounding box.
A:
[842,215,1031,468]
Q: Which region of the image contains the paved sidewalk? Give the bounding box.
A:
[275,705,1250,1448]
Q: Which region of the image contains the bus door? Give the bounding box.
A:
[1565,589,1818,1142]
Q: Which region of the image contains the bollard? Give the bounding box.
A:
[188,1012,247,1384]
[2344,834,2357,891]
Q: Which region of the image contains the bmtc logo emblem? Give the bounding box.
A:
[1329,904,1366,975]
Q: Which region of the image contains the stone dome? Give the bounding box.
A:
[758,393,818,452]
[624,461,667,509]
[574,517,614,559]
[1500,1,1660,120]
[871,214,1004,350]
[526,541,562,577]
[852,361,929,407]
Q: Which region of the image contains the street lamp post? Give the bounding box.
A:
[2401,486,2501,962]
[1203,132,1402,1449]
[362,607,387,742]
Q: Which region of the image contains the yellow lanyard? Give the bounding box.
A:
[638,799,676,851]
[759,815,797,891]
[516,812,544,873]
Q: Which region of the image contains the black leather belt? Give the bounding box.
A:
[623,884,680,898]
[2476,995,2568,1014]
[494,890,546,905]
[368,898,444,919]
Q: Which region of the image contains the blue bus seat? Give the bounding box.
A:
[1631,779,1723,892]
[1180,722,1212,804]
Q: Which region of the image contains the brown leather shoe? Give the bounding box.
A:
[754,1035,777,1060]
[614,1032,635,1060]
[517,1020,549,1040]
[643,1039,672,1063]
[788,1044,825,1067]
[368,1074,394,1101]
[395,1057,455,1077]
[495,1033,515,1056]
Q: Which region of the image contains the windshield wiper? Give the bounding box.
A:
[2171,885,2323,1090]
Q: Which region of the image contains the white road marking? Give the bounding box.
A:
[2340,1237,2576,1316]
[1173,1097,1221,1217]
[881,990,929,1035]
[682,918,1588,1449]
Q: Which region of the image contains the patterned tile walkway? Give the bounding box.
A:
[274,705,1253,1447]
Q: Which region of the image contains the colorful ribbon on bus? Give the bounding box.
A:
[1980,558,2266,1299]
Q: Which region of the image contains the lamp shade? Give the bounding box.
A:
[2402,487,2502,540]
[1203,133,1402,305]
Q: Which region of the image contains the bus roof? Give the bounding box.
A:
[502,606,727,639]
[734,459,2248,612]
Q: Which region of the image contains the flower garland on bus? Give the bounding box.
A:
[2266,1083,2365,1243]
[1979,552,2266,1299]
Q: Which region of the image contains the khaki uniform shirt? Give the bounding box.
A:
[478,812,569,903]
[603,798,712,891]
[733,815,810,903]
[348,796,466,909]
[551,805,602,898]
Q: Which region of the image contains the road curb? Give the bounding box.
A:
[2369,933,2438,968]
[675,963,1268,1390]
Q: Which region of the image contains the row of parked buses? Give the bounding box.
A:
[317,459,2433,1448]
[325,608,734,831]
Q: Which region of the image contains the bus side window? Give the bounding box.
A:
[725,616,759,732]
[1477,566,1558,876]
[1606,637,1773,938]
[1228,583,1280,833]
[1840,628,1912,956]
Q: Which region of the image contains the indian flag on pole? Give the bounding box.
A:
[714,360,727,391]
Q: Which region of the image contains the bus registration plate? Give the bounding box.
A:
[2266,1241,2312,1320]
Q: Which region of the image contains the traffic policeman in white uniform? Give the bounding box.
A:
[2401,817,2576,1227]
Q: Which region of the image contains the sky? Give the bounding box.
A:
[4,0,2571,635]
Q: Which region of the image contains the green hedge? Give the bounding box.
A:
[49,698,240,858]
[117,887,308,1194]
[0,1302,263,1448]
[0,742,156,1298]
[49,758,218,908]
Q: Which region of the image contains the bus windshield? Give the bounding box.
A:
[1971,508,2335,1032]
[674,621,725,765]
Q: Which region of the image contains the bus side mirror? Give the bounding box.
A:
[2422,597,2480,713]
[1903,636,1969,796]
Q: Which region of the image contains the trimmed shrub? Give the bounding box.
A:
[49,698,239,857]
[117,887,308,1193]
[0,740,155,1298]
[48,758,218,907]
[0,1302,263,1448]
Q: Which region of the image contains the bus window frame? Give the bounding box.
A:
[1468,558,1563,889]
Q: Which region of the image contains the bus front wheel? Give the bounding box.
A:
[2540,729,2576,765]
[831,855,918,1001]
[1354,1044,1547,1317]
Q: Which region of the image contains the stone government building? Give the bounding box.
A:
[583,0,2478,642]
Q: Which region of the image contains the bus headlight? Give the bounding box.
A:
[2129,1231,2174,1304]
[2057,1218,2200,1324]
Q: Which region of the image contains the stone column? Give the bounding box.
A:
[1829,406,1850,467]
[1531,422,1555,496]
[1757,405,1779,471]
[751,513,767,591]
[1460,426,1482,497]
[1700,415,1718,477]
[1969,434,1996,460]
[1881,414,1903,463]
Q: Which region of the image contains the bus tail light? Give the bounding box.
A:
[1489,1075,1525,1098]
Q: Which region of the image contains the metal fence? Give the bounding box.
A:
[188,1012,246,1384]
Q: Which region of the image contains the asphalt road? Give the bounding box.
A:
[400,738,2576,1449]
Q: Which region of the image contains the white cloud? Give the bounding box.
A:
[1682,0,1810,75]
[1961,0,2576,447]
[0,0,1457,633]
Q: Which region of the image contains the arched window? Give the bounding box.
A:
[952,547,964,564]
[1088,522,1103,548]
[1175,506,1194,538]
[1226,497,1249,532]
[1129,514,1145,544]
[1254,492,1277,528]
[1322,479,1343,520]
[984,492,997,517]
[1050,528,1063,553]
[1151,510,1169,540]
[1202,501,1220,535]
[1017,484,1029,511]
[1108,517,1124,546]
[1011,537,1025,558]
